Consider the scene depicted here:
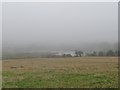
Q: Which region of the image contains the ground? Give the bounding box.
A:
[0,60,2,89]
[2,57,118,88]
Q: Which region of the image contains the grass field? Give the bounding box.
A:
[2,57,118,88]
[0,60,2,89]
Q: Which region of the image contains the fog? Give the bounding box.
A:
[3,2,118,52]
[0,2,2,59]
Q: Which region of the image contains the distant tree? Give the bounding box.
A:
[62,54,66,57]
[118,51,120,56]
[66,54,72,57]
[62,54,72,57]
[78,51,83,56]
[75,50,83,57]
[91,51,97,56]
[94,51,97,56]
[114,50,118,56]
[118,49,120,56]
[98,51,104,56]
[106,50,115,56]
[86,53,90,56]
[75,51,79,57]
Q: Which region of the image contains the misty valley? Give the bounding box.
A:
[2,42,118,60]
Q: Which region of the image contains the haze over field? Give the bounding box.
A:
[3,57,118,88]
[2,2,118,53]
[2,2,118,88]
[0,3,2,60]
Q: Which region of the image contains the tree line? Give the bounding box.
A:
[87,50,119,56]
[62,49,119,57]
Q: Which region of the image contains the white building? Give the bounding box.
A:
[56,50,76,57]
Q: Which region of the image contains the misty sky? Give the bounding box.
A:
[3,2,118,50]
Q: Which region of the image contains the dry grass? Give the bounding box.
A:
[0,60,2,88]
[2,57,118,88]
[0,60,2,71]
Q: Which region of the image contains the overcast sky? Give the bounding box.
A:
[2,2,118,50]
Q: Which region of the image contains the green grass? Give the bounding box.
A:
[2,57,118,88]
[2,70,118,88]
[0,71,2,88]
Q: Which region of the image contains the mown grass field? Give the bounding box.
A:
[2,57,118,88]
[0,60,2,89]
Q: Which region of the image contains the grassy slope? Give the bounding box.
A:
[0,60,2,88]
[2,57,118,88]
